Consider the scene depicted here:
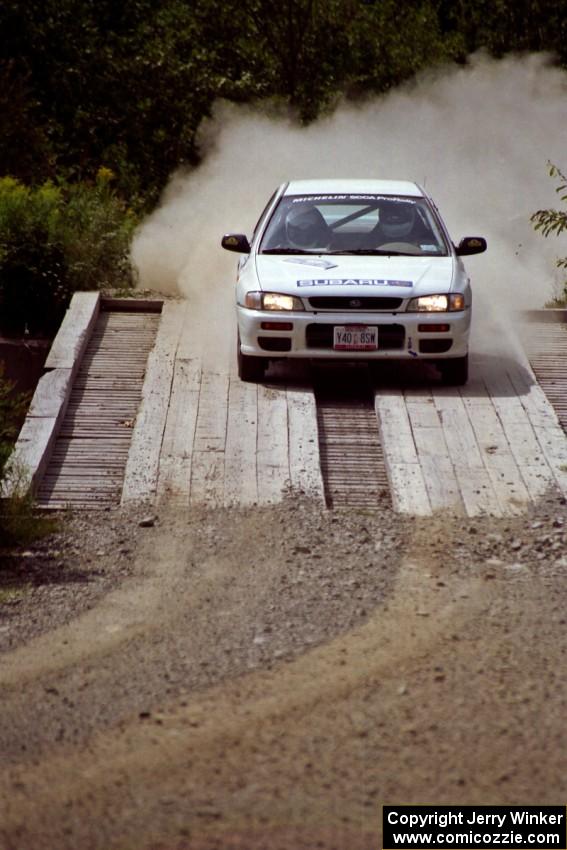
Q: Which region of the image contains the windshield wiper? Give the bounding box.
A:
[327,248,410,256]
[261,248,322,255]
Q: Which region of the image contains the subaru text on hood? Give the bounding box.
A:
[221,179,487,384]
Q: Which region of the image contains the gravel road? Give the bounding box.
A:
[0,490,566,849]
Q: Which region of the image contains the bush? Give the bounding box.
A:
[531,163,567,305]
[0,171,138,334]
[0,363,59,550]
[0,361,28,479]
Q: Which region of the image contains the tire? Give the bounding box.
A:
[439,353,469,386]
[237,335,267,382]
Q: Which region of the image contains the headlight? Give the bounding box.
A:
[244,291,304,311]
[407,293,466,312]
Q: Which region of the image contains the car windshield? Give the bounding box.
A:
[259,193,449,256]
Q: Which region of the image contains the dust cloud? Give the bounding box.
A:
[132,53,567,369]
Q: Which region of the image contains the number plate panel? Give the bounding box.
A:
[333,325,378,351]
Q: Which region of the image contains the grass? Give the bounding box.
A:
[0,493,59,553]
[0,584,30,604]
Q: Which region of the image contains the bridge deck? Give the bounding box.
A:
[32,299,567,516]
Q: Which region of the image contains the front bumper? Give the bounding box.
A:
[237,306,471,359]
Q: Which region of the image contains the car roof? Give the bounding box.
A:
[283,179,424,197]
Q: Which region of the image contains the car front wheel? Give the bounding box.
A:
[438,354,469,386]
[237,335,267,382]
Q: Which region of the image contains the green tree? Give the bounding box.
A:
[531,164,567,303]
[435,0,567,63]
[0,174,137,334]
[2,0,567,208]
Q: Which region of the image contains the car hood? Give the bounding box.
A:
[254,254,455,297]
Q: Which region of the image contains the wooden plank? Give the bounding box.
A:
[465,377,539,512]
[121,301,186,503]
[385,463,432,515]
[374,391,418,464]
[376,390,463,515]
[286,388,324,501]
[27,369,73,419]
[257,385,290,504]
[192,372,229,453]
[433,389,502,515]
[44,291,100,370]
[224,378,258,506]
[432,391,485,468]
[405,397,440,429]
[418,457,463,513]
[463,395,534,513]
[482,454,532,515]
[453,467,503,517]
[500,421,551,469]
[190,452,225,506]
[412,425,462,512]
[157,358,201,502]
[459,370,491,404]
[1,418,57,498]
[533,425,567,496]
[189,371,229,504]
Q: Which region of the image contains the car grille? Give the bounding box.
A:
[307,296,403,311]
[306,323,405,350]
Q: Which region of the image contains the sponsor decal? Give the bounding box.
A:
[289,194,416,204]
[282,257,339,270]
[296,278,413,287]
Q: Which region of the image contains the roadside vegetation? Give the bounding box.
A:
[0,367,56,550]
[531,163,567,306]
[0,170,137,335]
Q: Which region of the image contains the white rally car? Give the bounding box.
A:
[222,179,486,385]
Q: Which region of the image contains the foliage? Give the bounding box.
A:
[531,163,567,303]
[2,0,567,206]
[0,172,137,334]
[0,486,59,550]
[0,364,58,550]
[0,363,28,483]
[435,0,567,64]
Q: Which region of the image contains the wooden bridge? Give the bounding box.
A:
[6,294,567,516]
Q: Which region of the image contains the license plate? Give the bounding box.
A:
[333,325,378,351]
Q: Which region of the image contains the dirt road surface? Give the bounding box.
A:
[1,491,566,850]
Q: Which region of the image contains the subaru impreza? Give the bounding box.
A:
[222,179,486,384]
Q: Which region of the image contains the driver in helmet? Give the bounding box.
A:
[377,200,417,242]
[285,205,330,251]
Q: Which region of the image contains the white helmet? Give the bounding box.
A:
[285,205,329,249]
[379,200,416,239]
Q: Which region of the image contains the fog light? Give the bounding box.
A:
[418,323,450,332]
[261,322,293,331]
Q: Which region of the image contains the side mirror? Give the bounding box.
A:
[456,236,487,256]
[221,233,251,254]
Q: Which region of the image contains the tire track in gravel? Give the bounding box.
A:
[0,513,497,850]
[1,502,566,850]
